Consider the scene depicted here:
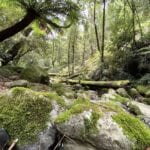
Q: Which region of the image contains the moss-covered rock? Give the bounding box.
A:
[136,85,150,97]
[0,87,65,145]
[127,103,142,116]
[113,112,150,150]
[116,88,130,98]
[128,88,140,99]
[55,98,101,124]
[20,65,49,84]
[111,94,130,105]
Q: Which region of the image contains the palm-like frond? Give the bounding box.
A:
[1,0,79,29]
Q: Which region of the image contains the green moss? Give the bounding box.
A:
[136,85,150,97]
[0,87,65,145]
[111,94,130,104]
[83,111,101,137]
[51,83,65,96]
[128,103,142,116]
[100,101,124,113]
[55,98,102,124]
[42,92,66,107]
[113,112,150,150]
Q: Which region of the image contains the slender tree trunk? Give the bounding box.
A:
[71,26,77,75]
[0,9,37,42]
[101,0,106,63]
[52,40,56,68]
[132,0,136,48]
[135,8,143,37]
[93,0,100,52]
[82,37,86,66]
[72,40,75,75]
[124,0,126,27]
[68,34,71,76]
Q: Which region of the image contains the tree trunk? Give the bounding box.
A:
[101,0,106,63]
[0,10,37,42]
[68,34,71,76]
[63,79,130,88]
[72,43,75,75]
[82,35,86,66]
[52,40,56,68]
[132,0,136,48]
[93,0,100,52]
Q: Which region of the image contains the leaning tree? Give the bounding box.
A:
[0,0,79,42]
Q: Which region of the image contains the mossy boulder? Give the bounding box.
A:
[128,88,141,99]
[54,98,150,150]
[116,88,130,98]
[113,112,150,150]
[0,87,65,145]
[136,85,150,97]
[20,65,49,84]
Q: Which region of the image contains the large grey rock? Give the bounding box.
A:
[19,125,57,150]
[101,89,116,102]
[56,111,132,150]
[63,140,96,150]
[39,125,57,150]
[131,101,150,118]
[94,113,132,150]
[5,80,29,88]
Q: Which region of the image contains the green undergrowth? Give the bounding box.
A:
[0,87,65,145]
[0,66,20,77]
[113,112,150,150]
[51,83,66,96]
[55,98,102,124]
[20,65,49,83]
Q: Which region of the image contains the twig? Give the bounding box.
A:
[8,139,18,150]
[56,127,77,145]
[53,135,65,150]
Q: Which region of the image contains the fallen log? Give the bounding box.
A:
[67,73,81,79]
[64,79,130,88]
[48,73,68,77]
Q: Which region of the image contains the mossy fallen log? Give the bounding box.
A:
[48,73,68,77]
[64,79,130,88]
